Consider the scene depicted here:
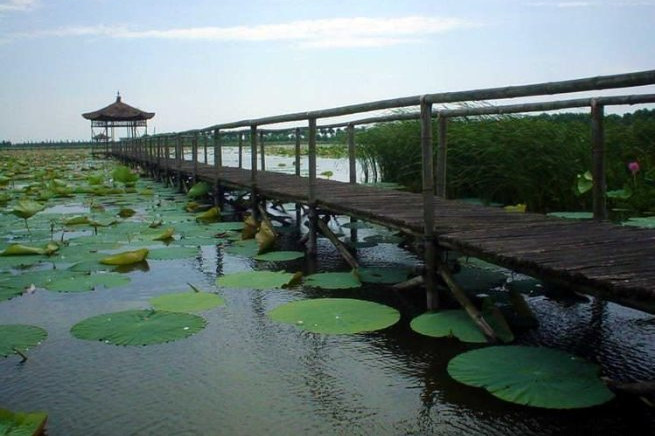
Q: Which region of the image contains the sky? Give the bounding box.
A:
[0,0,654,142]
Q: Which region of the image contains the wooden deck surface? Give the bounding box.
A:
[121,153,655,313]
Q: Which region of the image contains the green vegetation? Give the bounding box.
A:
[356,109,655,214]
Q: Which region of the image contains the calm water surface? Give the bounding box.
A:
[1,154,654,435]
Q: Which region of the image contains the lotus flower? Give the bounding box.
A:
[628,161,640,175]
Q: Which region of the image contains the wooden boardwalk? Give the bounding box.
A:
[115,151,655,314]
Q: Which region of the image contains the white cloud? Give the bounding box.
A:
[528,1,595,7]
[0,0,37,12]
[528,0,654,6]
[11,16,477,48]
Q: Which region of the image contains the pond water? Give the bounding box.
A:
[0,152,654,435]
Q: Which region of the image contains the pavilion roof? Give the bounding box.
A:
[82,94,155,122]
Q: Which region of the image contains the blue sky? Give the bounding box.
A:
[1,0,654,142]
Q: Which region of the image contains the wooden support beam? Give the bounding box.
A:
[421,97,438,310]
[437,259,499,343]
[591,99,607,221]
[316,218,359,270]
[307,117,318,256]
[250,125,259,219]
[436,115,448,198]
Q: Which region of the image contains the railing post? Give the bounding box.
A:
[295,127,302,225]
[203,133,208,165]
[259,131,266,172]
[308,118,318,257]
[421,97,438,310]
[238,132,243,169]
[213,128,222,207]
[436,114,448,198]
[250,125,259,218]
[176,134,183,192]
[347,123,358,243]
[591,99,607,221]
[192,132,199,183]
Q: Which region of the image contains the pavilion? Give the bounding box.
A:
[82,93,155,144]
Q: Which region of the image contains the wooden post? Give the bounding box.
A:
[164,135,170,184]
[259,131,266,172]
[192,133,198,183]
[176,135,183,192]
[295,127,302,225]
[347,123,358,243]
[421,97,438,310]
[308,118,318,257]
[203,133,208,165]
[436,114,448,198]
[238,132,243,169]
[213,128,222,207]
[250,125,259,219]
[591,100,607,221]
[317,218,359,269]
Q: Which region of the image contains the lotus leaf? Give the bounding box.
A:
[242,215,258,240]
[0,408,48,436]
[152,227,175,241]
[0,324,47,357]
[0,287,23,302]
[64,215,91,225]
[118,207,136,218]
[70,309,206,346]
[100,248,149,265]
[11,199,45,220]
[213,221,245,232]
[187,181,210,198]
[150,292,225,312]
[255,220,277,254]
[305,271,361,290]
[45,272,130,292]
[269,298,400,334]
[111,165,139,184]
[1,242,59,256]
[224,239,259,257]
[623,216,655,228]
[254,251,304,262]
[410,310,487,343]
[9,269,83,290]
[357,267,409,284]
[148,246,198,260]
[447,346,615,409]
[217,270,297,289]
[196,206,220,223]
[547,211,593,220]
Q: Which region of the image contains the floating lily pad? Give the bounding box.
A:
[254,251,304,262]
[100,248,149,265]
[0,287,23,302]
[217,270,297,290]
[224,239,259,257]
[623,216,655,228]
[547,211,593,220]
[148,246,198,260]
[187,181,210,198]
[447,346,616,409]
[0,408,48,436]
[150,292,225,312]
[269,298,400,334]
[212,222,245,232]
[45,272,130,293]
[9,269,83,290]
[341,221,370,229]
[357,267,409,284]
[410,310,487,343]
[0,324,47,357]
[70,309,206,346]
[305,271,361,290]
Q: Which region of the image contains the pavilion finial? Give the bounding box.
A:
[116,91,121,102]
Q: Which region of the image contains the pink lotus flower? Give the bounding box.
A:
[628,161,640,175]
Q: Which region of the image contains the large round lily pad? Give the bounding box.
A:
[71,309,206,346]
[447,345,616,409]
[269,298,400,334]
[410,310,487,343]
[305,272,361,290]
[0,287,23,302]
[224,239,259,257]
[0,324,48,357]
[217,270,297,290]
[150,292,225,312]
